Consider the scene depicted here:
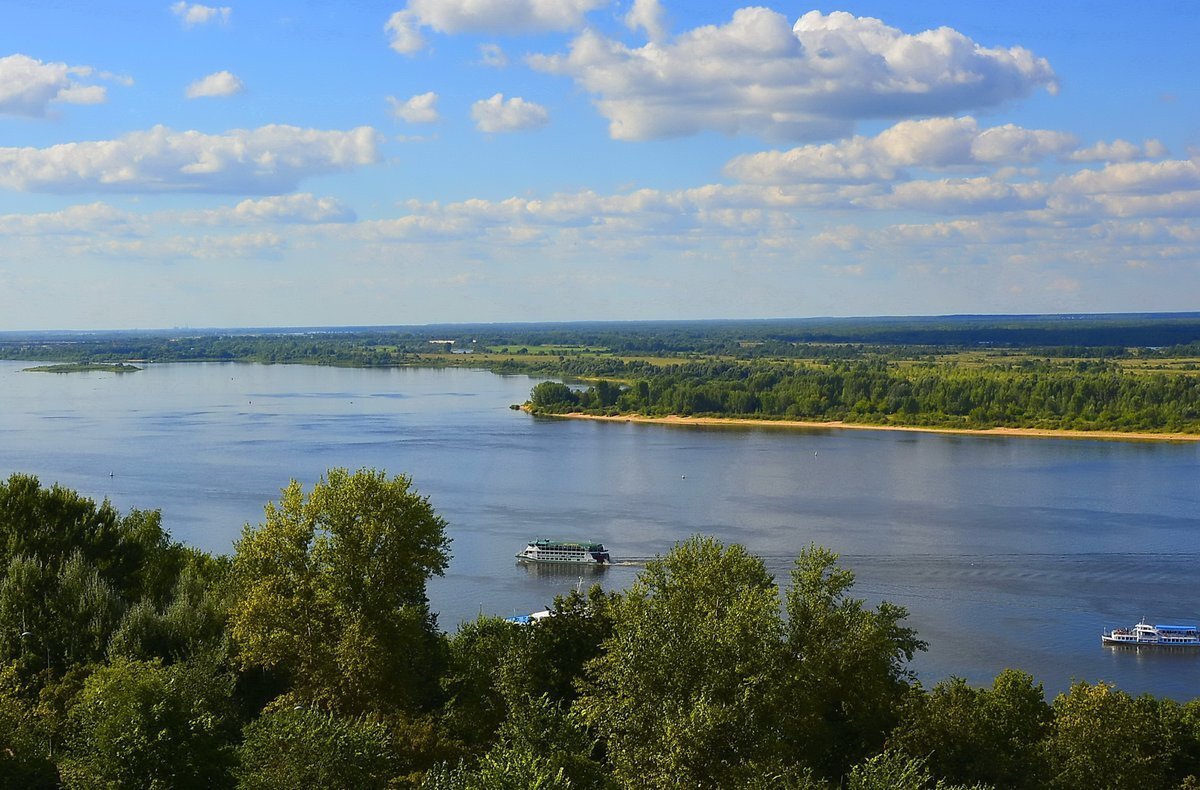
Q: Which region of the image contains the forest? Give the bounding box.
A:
[526,359,1200,433]
[0,471,1197,789]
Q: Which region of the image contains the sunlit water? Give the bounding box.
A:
[2,360,1198,699]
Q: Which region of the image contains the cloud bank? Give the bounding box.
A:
[0,125,381,194]
[531,9,1058,141]
[387,0,605,54]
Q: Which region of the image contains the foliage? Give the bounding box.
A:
[236,707,400,790]
[1044,681,1183,789]
[783,545,927,778]
[577,536,792,788]
[229,468,451,715]
[0,665,57,788]
[59,656,237,789]
[529,358,1200,433]
[7,471,1200,788]
[845,750,991,790]
[892,670,1050,788]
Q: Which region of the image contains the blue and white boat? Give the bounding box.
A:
[1102,620,1200,647]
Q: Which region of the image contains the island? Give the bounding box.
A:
[23,362,142,373]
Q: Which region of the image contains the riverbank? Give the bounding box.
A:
[530,409,1200,443]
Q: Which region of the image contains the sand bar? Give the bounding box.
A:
[530,410,1200,443]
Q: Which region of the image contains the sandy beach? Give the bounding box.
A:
[531,410,1200,443]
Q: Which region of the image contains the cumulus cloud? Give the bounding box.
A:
[725,117,1076,184]
[530,8,1058,141]
[471,93,549,133]
[625,0,667,42]
[1068,138,1168,163]
[0,54,117,117]
[386,0,604,53]
[185,70,244,98]
[0,202,136,236]
[227,194,355,223]
[388,92,439,123]
[0,124,381,194]
[171,2,231,26]
[385,11,424,54]
[860,177,1048,213]
[1056,159,1200,197]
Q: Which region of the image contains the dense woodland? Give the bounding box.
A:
[527,359,1200,432]
[1,471,1199,789]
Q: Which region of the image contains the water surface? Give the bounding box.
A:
[1,360,1197,699]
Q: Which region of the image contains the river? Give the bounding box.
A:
[2,360,1198,699]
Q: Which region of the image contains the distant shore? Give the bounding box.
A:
[529,409,1200,443]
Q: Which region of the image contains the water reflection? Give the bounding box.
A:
[518,561,609,580]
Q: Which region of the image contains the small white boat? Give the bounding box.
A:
[516,539,610,565]
[1102,620,1200,647]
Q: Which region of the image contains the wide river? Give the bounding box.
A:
[2,360,1198,699]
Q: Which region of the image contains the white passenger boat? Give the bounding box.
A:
[1102,620,1200,647]
[516,539,610,565]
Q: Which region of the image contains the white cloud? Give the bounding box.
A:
[725,117,1076,184]
[0,202,136,236]
[478,43,509,68]
[228,194,354,223]
[185,70,245,99]
[471,93,549,133]
[0,54,115,117]
[530,8,1058,141]
[0,124,381,194]
[1058,159,1200,196]
[860,177,1048,213]
[388,92,439,124]
[625,0,667,42]
[387,0,604,54]
[171,2,231,27]
[385,11,425,54]
[1068,138,1168,163]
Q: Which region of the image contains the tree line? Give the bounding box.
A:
[0,471,1198,788]
[528,359,1200,433]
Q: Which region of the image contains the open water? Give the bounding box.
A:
[1,360,1198,699]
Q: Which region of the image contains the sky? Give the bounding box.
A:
[0,1,1197,330]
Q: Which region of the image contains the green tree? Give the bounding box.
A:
[108,554,232,664]
[229,468,451,715]
[0,665,56,789]
[783,545,926,778]
[236,707,400,790]
[576,536,789,788]
[59,656,237,789]
[0,474,182,605]
[892,670,1050,788]
[1045,681,1174,789]
[529,382,578,410]
[426,695,609,790]
[845,750,991,790]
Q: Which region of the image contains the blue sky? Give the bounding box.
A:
[1,1,1197,330]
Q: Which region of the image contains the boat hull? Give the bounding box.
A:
[515,555,608,566]
[1102,636,1200,648]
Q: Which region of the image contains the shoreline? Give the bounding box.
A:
[528,409,1200,443]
